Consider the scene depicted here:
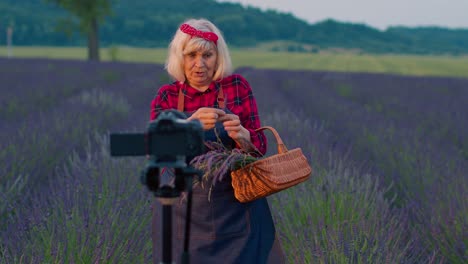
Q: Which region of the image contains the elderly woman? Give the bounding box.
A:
[150,18,285,264]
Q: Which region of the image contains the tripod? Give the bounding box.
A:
[143,164,202,264]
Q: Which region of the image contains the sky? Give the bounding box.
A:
[217,0,468,30]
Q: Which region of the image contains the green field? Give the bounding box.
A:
[1,46,468,78]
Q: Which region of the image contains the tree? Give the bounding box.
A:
[46,0,113,61]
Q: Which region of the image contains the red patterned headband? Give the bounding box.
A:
[180,23,218,46]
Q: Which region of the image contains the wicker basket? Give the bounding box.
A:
[231,126,312,203]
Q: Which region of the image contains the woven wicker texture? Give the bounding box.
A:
[231,126,312,203]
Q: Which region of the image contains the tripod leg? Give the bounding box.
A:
[181,175,193,264]
[162,204,172,264]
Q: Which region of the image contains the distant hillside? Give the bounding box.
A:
[1,0,468,55]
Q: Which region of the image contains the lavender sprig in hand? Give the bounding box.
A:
[189,139,260,188]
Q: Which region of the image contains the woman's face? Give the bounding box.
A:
[183,47,217,91]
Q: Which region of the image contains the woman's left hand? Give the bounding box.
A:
[218,114,250,142]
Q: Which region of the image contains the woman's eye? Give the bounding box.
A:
[203,53,212,58]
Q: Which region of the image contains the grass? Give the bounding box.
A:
[1,46,468,78]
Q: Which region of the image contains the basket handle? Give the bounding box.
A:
[255,126,288,154]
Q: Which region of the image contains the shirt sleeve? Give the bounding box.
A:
[235,75,267,156]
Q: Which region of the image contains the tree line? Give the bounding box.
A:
[1,0,468,60]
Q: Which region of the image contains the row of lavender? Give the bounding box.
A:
[0,58,166,230]
[1,58,466,263]
[239,67,468,263]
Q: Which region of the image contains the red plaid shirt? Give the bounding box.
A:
[150,74,267,155]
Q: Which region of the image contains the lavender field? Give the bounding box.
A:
[1,57,467,263]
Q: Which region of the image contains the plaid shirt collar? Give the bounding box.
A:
[180,81,221,97]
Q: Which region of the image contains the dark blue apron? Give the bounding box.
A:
[151,85,285,264]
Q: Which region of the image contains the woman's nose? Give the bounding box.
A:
[194,56,204,67]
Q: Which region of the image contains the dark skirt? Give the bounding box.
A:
[151,175,286,264]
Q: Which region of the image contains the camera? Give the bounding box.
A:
[110,109,204,195]
[110,110,204,167]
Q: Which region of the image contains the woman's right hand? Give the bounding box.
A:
[187,107,226,130]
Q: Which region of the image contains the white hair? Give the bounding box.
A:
[165,18,233,82]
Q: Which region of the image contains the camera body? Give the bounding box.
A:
[147,110,204,160]
[110,110,204,167]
